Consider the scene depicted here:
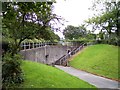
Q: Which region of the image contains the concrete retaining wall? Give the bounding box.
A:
[20,45,75,64]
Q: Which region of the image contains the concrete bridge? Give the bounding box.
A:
[20,42,85,66]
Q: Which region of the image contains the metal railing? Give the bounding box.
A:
[20,42,58,50]
[54,43,85,66]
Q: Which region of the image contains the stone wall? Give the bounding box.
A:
[20,45,75,64]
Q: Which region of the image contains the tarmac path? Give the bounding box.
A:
[55,65,120,89]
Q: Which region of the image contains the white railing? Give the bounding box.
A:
[20,42,57,50]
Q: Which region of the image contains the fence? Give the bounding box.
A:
[20,42,58,50]
[54,43,85,66]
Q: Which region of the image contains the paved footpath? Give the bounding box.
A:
[55,65,120,89]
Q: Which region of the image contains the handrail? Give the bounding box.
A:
[55,55,66,65]
[20,42,58,50]
[54,43,85,66]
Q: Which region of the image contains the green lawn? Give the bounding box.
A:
[69,44,119,80]
[20,60,96,88]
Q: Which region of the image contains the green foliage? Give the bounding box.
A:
[63,25,87,40]
[69,44,119,80]
[22,39,34,43]
[86,1,120,46]
[21,34,60,43]
[2,1,61,88]
[2,52,24,89]
[2,2,60,53]
[63,25,96,45]
[64,30,96,45]
[19,60,96,88]
[36,27,60,42]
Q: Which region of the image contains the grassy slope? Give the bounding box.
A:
[69,44,119,80]
[20,60,96,88]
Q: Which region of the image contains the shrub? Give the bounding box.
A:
[2,52,24,89]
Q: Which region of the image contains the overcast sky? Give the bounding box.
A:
[53,0,95,38]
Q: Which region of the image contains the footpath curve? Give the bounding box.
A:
[55,65,120,89]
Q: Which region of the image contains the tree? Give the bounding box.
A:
[35,27,60,42]
[2,2,62,54]
[63,25,87,40]
[2,1,62,88]
[85,0,120,46]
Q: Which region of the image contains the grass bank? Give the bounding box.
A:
[69,44,119,80]
[20,60,96,88]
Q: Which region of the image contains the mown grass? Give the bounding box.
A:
[69,44,119,80]
[20,60,96,88]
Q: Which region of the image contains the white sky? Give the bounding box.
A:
[53,0,96,38]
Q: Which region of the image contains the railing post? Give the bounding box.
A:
[60,59,61,65]
[33,42,34,48]
[39,42,40,47]
[36,43,38,48]
[24,42,26,50]
[34,43,35,48]
[40,42,41,47]
[29,42,30,49]
[45,42,46,46]
[36,43,37,48]
[78,46,80,51]
[66,60,68,66]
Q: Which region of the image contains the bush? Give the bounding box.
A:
[1,41,10,55]
[2,52,24,89]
